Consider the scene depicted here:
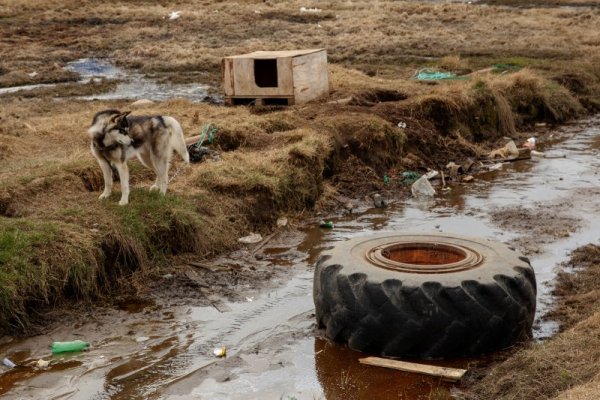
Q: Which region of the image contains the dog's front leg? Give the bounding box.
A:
[94,151,113,199]
[114,162,130,206]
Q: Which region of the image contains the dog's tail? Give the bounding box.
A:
[164,116,190,163]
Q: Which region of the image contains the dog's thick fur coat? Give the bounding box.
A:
[88,109,189,205]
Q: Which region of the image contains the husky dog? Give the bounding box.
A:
[88,109,189,205]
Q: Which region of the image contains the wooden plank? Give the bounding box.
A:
[231,57,293,97]
[225,49,324,59]
[222,58,234,96]
[292,50,329,104]
[359,357,467,382]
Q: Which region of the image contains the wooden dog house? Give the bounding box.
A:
[222,49,329,106]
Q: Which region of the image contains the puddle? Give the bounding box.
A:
[0,58,217,103]
[1,117,599,399]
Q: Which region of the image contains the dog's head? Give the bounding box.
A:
[88,109,131,139]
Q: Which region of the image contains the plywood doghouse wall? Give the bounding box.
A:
[222,49,329,106]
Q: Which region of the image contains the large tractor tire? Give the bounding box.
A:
[313,233,536,359]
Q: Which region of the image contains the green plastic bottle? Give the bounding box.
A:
[319,220,334,229]
[51,340,90,354]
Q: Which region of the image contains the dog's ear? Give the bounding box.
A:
[110,111,131,128]
[118,111,131,128]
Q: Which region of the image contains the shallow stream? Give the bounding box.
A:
[0,117,599,399]
[0,58,214,103]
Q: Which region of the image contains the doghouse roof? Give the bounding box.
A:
[224,49,325,59]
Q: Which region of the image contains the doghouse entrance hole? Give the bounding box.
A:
[254,59,278,88]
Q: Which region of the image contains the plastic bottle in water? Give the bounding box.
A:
[51,340,90,354]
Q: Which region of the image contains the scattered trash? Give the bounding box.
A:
[463,175,474,183]
[445,162,463,178]
[423,170,439,180]
[246,297,254,302]
[463,158,475,173]
[28,71,38,78]
[135,336,150,343]
[383,174,390,185]
[397,121,407,129]
[441,187,452,193]
[490,140,519,159]
[300,7,322,12]
[51,340,90,354]
[276,217,288,228]
[359,357,467,382]
[168,11,181,20]
[343,201,354,213]
[531,150,545,157]
[535,122,547,128]
[414,69,468,81]
[187,145,211,163]
[35,359,50,369]
[373,194,387,208]
[238,233,263,244]
[162,273,174,279]
[254,10,262,14]
[523,137,536,149]
[213,346,227,357]
[212,301,232,313]
[411,176,436,197]
[401,171,421,185]
[319,220,334,229]
[488,163,503,171]
[2,358,16,368]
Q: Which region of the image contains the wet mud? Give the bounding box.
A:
[1,117,599,399]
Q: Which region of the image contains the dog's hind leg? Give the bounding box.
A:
[114,161,130,206]
[164,116,190,163]
[152,157,169,194]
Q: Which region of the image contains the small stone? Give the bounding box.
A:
[373,194,387,208]
[463,175,474,183]
[276,217,288,228]
[130,99,155,108]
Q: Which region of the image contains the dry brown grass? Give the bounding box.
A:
[2,0,600,88]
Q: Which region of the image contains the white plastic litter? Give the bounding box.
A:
[523,137,536,149]
[423,170,439,180]
[276,217,288,228]
[238,233,263,244]
[300,7,322,12]
[397,121,407,129]
[411,176,436,197]
[168,11,181,20]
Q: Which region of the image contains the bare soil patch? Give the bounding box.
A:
[491,207,580,255]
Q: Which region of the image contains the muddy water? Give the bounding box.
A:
[1,117,599,399]
[0,58,215,103]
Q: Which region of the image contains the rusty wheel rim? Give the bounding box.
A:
[366,241,484,274]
